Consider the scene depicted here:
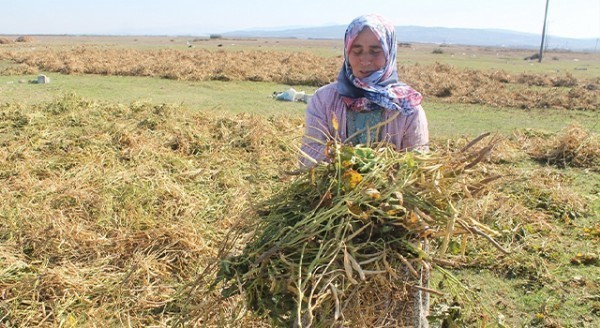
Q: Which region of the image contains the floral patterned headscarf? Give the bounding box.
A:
[337,14,422,114]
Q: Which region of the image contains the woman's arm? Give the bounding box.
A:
[401,105,429,152]
[299,91,331,167]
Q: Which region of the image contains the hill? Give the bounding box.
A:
[223,25,599,51]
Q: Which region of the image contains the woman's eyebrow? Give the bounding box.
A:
[351,44,382,49]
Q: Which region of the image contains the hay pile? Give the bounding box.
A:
[15,35,35,43]
[2,47,598,110]
[521,123,600,170]
[1,94,596,326]
[213,133,507,327]
[0,94,300,327]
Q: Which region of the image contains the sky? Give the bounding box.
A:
[2,0,599,39]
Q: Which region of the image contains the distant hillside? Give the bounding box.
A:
[223,25,599,51]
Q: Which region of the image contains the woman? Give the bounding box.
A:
[298,14,430,327]
[299,14,429,168]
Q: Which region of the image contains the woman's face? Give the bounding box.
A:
[348,27,386,79]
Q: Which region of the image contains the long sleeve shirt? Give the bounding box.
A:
[299,82,429,167]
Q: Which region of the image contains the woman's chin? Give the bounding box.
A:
[354,72,371,79]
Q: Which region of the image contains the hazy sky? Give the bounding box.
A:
[2,0,599,39]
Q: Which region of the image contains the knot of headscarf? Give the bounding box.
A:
[337,14,422,115]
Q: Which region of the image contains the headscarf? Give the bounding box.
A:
[337,14,422,115]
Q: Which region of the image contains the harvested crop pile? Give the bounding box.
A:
[211,131,507,327]
[15,36,35,43]
[0,95,597,326]
[402,63,599,110]
[0,94,300,327]
[517,123,600,170]
[1,47,598,110]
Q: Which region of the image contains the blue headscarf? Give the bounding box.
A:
[337,14,422,115]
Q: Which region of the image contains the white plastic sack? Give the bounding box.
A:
[275,88,298,101]
[274,88,313,103]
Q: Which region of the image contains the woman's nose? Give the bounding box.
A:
[359,53,373,65]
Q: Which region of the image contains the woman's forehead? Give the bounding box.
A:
[351,28,382,47]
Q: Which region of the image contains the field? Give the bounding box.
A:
[0,35,599,327]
